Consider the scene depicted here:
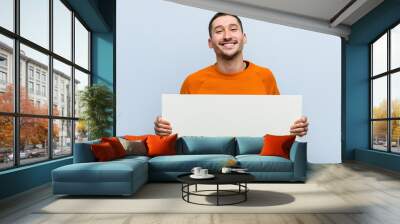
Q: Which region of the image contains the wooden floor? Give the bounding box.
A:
[1,162,400,224]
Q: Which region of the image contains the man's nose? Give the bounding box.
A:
[223,30,233,40]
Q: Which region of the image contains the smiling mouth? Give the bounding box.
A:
[220,42,237,49]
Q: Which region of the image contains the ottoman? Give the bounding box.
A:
[52,157,148,196]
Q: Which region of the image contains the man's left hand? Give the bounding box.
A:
[290,116,309,137]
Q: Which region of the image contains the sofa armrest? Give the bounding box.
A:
[289,141,307,181]
[73,140,100,163]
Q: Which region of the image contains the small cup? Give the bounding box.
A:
[191,167,202,176]
[221,167,232,174]
[199,169,208,176]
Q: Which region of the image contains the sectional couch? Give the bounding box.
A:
[52,136,307,196]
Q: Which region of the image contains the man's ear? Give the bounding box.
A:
[208,37,213,49]
[243,33,247,44]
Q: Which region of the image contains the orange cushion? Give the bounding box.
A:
[124,135,149,141]
[101,137,127,158]
[259,134,296,159]
[146,134,177,157]
[91,142,117,161]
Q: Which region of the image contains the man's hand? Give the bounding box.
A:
[290,116,309,137]
[154,116,172,136]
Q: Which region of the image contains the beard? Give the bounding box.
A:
[216,43,244,60]
[220,49,242,60]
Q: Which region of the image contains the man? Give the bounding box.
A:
[154,12,309,136]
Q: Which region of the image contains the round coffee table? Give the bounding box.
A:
[177,172,255,206]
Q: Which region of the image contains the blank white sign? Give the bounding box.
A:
[162,94,302,137]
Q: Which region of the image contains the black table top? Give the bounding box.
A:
[177,172,255,185]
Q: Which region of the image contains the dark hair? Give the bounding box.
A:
[208,12,243,37]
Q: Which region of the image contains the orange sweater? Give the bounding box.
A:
[180,61,280,95]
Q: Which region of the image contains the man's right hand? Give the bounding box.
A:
[154,116,172,136]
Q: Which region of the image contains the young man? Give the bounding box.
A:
[154,12,309,137]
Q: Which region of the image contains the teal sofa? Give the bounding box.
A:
[52,136,307,196]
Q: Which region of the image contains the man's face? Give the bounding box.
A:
[208,15,247,60]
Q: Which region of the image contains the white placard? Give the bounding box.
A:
[162,94,302,137]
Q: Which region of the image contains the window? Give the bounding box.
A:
[53,0,72,60]
[371,23,400,154]
[35,84,40,95]
[75,18,89,70]
[28,81,34,94]
[20,0,49,49]
[0,54,7,88]
[0,116,13,170]
[41,73,46,82]
[35,70,40,81]
[0,71,6,84]
[74,69,89,118]
[0,35,13,111]
[53,119,72,158]
[28,67,34,80]
[0,55,7,67]
[53,59,71,117]
[42,85,46,97]
[0,0,14,32]
[0,0,91,170]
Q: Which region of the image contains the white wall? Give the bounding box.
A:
[116,0,341,163]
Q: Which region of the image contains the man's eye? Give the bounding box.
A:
[216,30,222,33]
[231,28,238,31]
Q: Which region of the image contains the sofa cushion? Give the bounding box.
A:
[178,136,236,155]
[235,137,263,155]
[146,134,177,157]
[91,142,118,161]
[236,155,293,172]
[52,158,148,183]
[148,154,235,172]
[118,138,147,156]
[124,135,150,141]
[101,137,127,158]
[115,155,150,163]
[260,134,296,159]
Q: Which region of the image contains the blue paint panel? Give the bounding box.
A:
[65,0,110,32]
[92,32,113,88]
[0,158,72,199]
[345,0,400,171]
[349,0,400,45]
[355,149,400,172]
[344,44,370,160]
[91,32,114,135]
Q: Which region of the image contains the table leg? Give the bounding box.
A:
[245,183,247,201]
[217,184,219,206]
[195,184,197,192]
[187,184,190,202]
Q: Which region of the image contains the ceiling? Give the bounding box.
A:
[165,0,384,38]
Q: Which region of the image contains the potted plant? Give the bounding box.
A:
[79,84,114,140]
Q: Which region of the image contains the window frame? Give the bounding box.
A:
[0,0,92,171]
[370,20,400,154]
